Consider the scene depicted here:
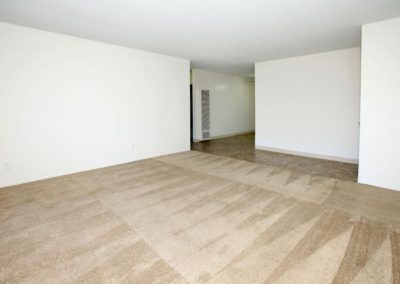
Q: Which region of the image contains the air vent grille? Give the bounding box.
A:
[201,90,210,139]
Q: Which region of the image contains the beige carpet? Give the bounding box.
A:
[1,151,399,283]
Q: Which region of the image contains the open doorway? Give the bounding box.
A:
[190,84,193,142]
[190,68,255,145]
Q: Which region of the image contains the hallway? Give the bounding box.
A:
[192,133,358,181]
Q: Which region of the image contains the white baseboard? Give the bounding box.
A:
[193,130,255,143]
[255,145,359,164]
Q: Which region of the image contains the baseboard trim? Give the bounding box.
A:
[255,145,359,164]
[193,130,255,143]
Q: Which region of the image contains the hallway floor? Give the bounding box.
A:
[192,133,358,181]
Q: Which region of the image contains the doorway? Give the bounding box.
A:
[190,84,193,142]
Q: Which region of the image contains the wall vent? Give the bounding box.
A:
[201,90,210,139]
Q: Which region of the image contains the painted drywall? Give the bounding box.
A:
[255,48,361,163]
[192,69,255,140]
[0,22,190,187]
[358,18,400,191]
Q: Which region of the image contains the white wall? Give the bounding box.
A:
[255,48,361,163]
[192,69,255,140]
[0,22,190,187]
[358,18,400,191]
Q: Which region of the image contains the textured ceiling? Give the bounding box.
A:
[1,0,400,75]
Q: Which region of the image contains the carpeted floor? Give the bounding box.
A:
[1,151,399,283]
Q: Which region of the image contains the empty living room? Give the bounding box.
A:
[1,1,400,283]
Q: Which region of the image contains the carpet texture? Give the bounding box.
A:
[1,151,399,283]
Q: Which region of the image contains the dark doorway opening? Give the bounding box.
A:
[190,84,193,142]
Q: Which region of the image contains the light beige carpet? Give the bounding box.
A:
[1,151,399,283]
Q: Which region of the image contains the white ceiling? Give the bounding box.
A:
[1,0,400,76]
